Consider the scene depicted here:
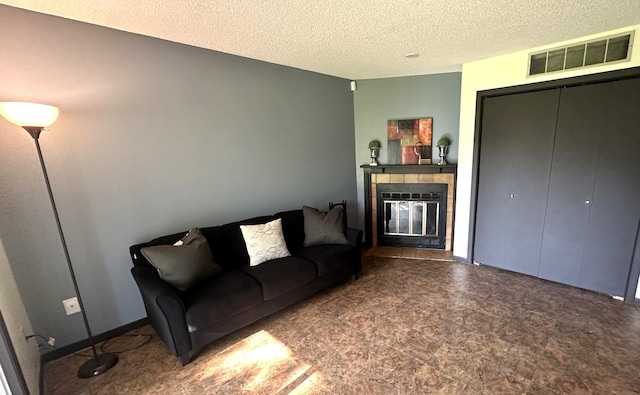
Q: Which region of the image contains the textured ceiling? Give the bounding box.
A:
[2,0,639,79]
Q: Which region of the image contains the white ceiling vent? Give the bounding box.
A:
[528,31,634,77]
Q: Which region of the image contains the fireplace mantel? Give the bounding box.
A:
[361,164,456,250]
[361,164,457,174]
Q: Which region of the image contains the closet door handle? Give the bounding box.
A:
[585,199,591,204]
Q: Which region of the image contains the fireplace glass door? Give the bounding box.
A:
[376,183,447,249]
[383,200,439,237]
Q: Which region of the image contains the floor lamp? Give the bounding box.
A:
[0,102,118,378]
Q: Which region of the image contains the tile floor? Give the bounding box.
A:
[44,255,640,394]
[365,246,453,261]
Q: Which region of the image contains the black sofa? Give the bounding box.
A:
[129,207,362,365]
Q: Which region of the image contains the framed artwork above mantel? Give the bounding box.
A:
[387,117,433,165]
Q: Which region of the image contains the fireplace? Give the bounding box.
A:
[377,183,447,249]
[361,164,456,251]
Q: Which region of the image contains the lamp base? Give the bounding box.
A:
[77,353,118,378]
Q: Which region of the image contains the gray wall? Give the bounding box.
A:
[353,73,462,232]
[0,5,356,348]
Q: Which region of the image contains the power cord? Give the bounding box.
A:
[72,333,153,358]
[25,334,56,350]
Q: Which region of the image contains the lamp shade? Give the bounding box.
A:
[0,102,59,127]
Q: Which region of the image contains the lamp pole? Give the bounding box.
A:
[0,101,119,379]
[28,130,118,378]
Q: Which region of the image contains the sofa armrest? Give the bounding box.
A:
[346,227,363,249]
[131,267,192,358]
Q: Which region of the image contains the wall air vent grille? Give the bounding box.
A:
[528,31,634,77]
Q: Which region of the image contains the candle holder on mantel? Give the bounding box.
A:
[437,146,449,165]
[436,137,450,165]
[368,139,381,166]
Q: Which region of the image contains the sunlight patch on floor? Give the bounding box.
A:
[202,330,322,393]
[287,371,325,395]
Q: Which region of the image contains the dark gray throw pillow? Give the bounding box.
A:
[303,206,349,247]
[141,228,221,291]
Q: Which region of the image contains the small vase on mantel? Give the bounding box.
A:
[436,137,450,166]
[368,139,381,166]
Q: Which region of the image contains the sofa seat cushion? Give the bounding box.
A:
[183,270,262,330]
[296,245,355,277]
[241,256,317,300]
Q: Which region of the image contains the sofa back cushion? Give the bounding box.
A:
[274,209,305,253]
[219,215,276,269]
[130,206,341,271]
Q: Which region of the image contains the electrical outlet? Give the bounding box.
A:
[62,297,81,315]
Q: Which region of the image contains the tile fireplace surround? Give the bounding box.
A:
[361,164,456,250]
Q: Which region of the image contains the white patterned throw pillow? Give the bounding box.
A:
[240,218,291,266]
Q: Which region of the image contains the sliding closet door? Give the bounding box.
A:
[580,78,640,296]
[538,83,608,286]
[475,89,559,275]
[540,77,640,296]
[474,95,513,269]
